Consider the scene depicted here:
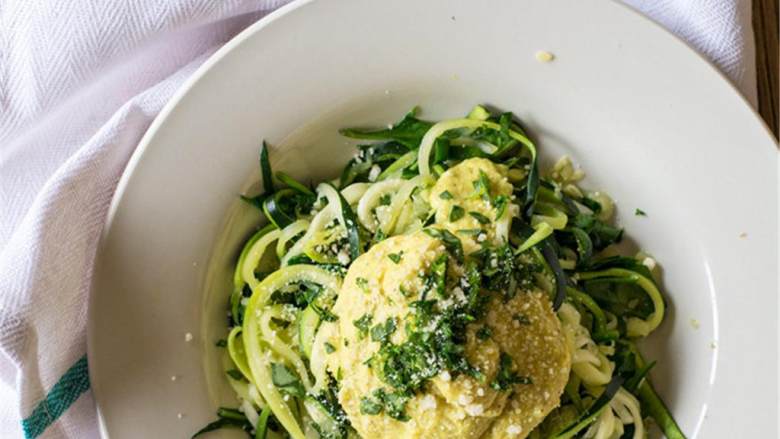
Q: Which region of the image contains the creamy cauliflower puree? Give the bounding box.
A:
[315,159,571,438]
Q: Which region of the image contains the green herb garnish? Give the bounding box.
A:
[360,394,383,415]
[469,211,491,224]
[476,326,492,340]
[270,363,305,397]
[513,314,531,325]
[423,228,463,262]
[226,369,244,380]
[449,205,465,221]
[472,170,492,202]
[356,277,370,293]
[353,313,373,338]
[370,318,397,344]
[388,252,403,264]
[494,195,508,220]
[491,353,532,391]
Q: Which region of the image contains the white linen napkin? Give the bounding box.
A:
[0,0,757,437]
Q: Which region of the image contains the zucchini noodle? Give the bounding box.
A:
[227,327,253,383]
[276,219,310,260]
[382,175,425,235]
[516,222,554,254]
[241,229,282,290]
[587,191,615,222]
[259,305,312,390]
[578,268,665,337]
[281,183,367,266]
[356,179,405,232]
[243,265,341,439]
[532,202,569,230]
[584,388,644,439]
[559,303,614,386]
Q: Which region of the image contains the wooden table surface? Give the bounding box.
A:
[754,0,778,138]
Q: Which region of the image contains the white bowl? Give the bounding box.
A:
[88,0,778,437]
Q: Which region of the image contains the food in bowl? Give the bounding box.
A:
[196,106,685,439]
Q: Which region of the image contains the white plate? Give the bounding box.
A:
[87,0,778,437]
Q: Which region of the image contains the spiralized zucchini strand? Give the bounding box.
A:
[242,265,341,439]
[578,268,665,337]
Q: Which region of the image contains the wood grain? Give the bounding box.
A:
[753,0,779,138]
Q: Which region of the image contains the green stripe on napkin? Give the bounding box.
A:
[22,356,90,439]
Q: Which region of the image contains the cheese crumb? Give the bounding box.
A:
[507,424,523,435]
[690,318,700,330]
[535,51,555,62]
[336,250,351,265]
[184,333,193,342]
[368,165,381,182]
[420,395,437,411]
[465,404,484,416]
[458,394,473,406]
[440,371,451,382]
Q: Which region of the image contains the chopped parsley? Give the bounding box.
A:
[226,369,244,380]
[491,353,532,391]
[356,277,369,293]
[449,205,465,221]
[494,195,508,220]
[476,326,492,340]
[353,313,373,338]
[370,318,398,344]
[513,314,531,325]
[472,170,492,202]
[379,193,393,206]
[373,228,387,244]
[270,363,305,397]
[469,211,491,224]
[423,254,448,299]
[423,228,464,262]
[360,394,383,415]
[324,342,336,353]
[388,252,403,264]
[215,339,227,347]
[438,190,454,200]
[311,302,339,322]
[635,208,647,216]
[359,388,410,421]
